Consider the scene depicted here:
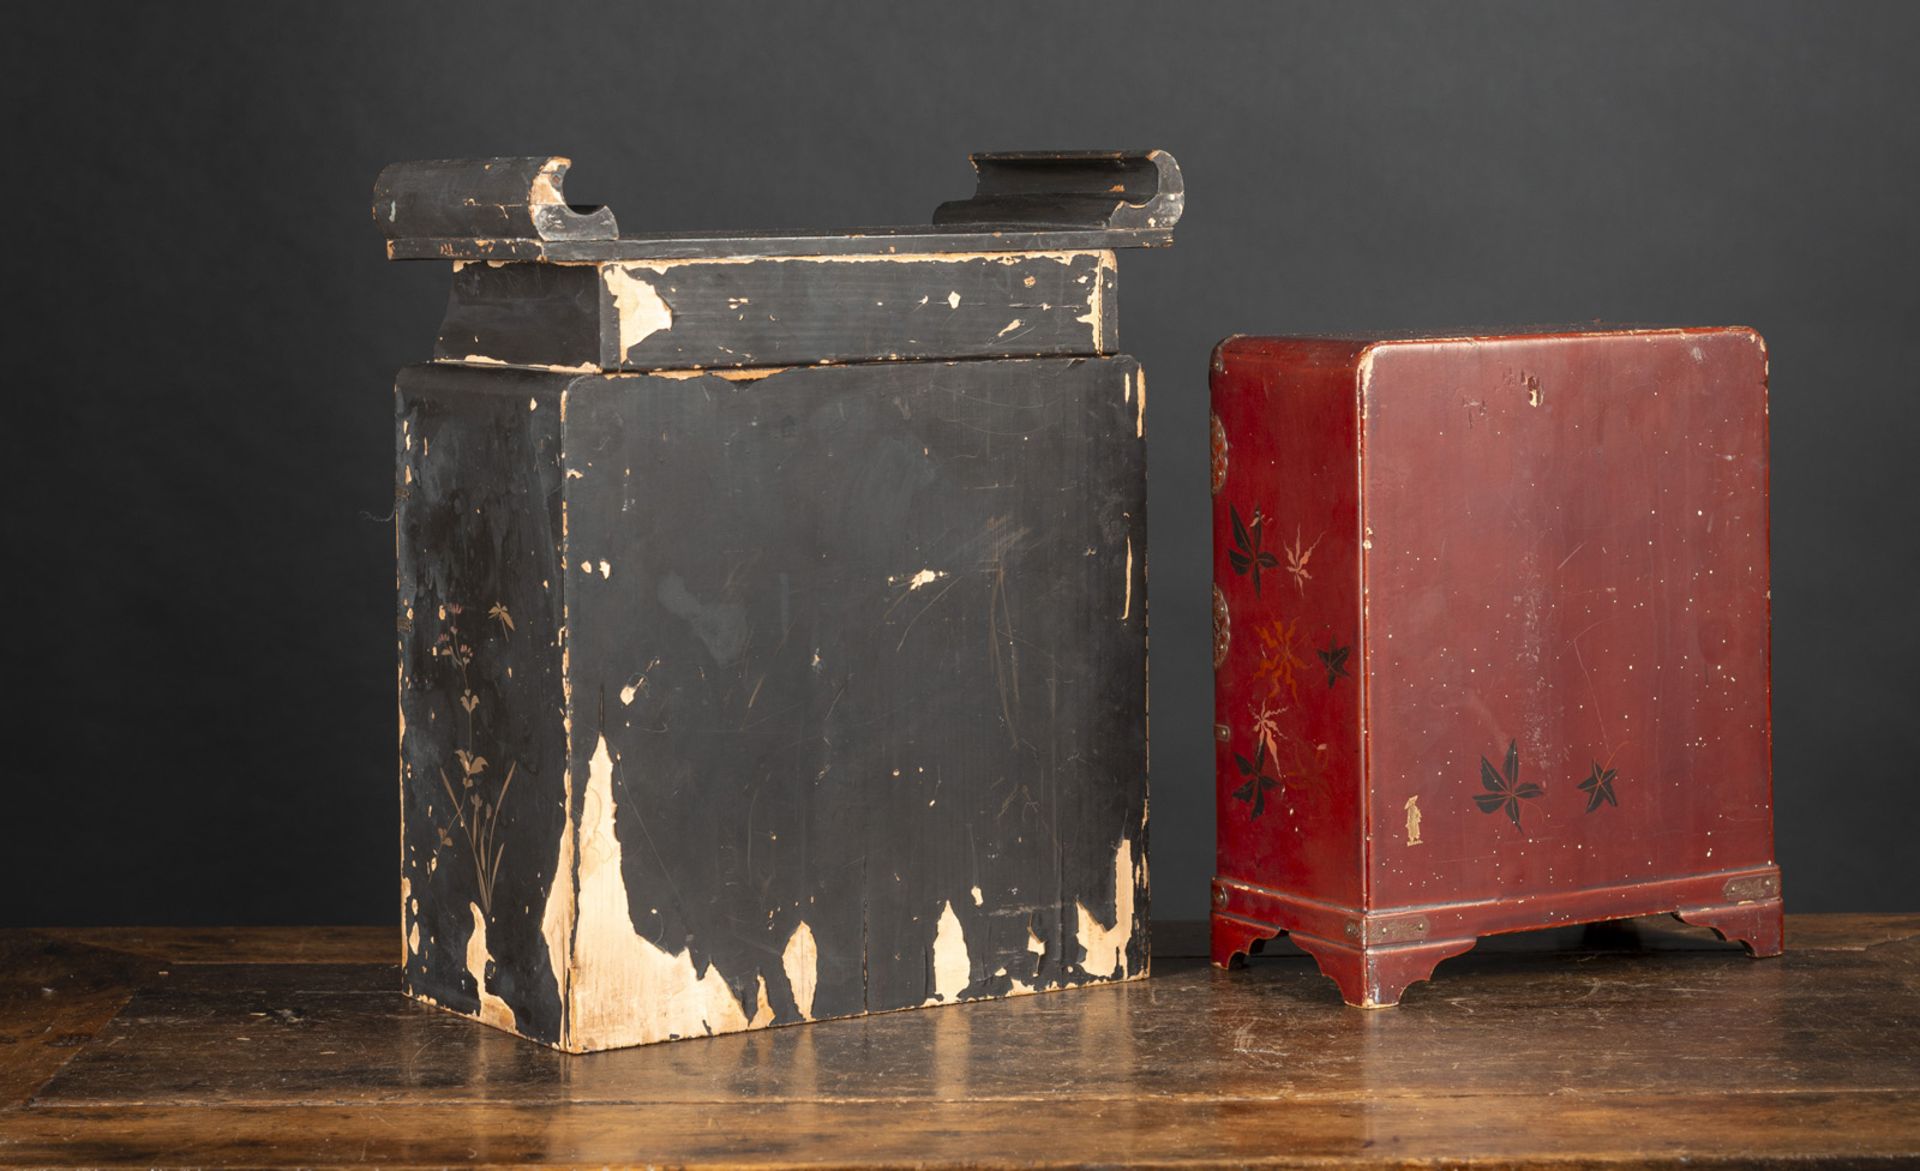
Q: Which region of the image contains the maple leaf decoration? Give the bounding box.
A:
[1318,638,1350,687]
[1284,527,1322,594]
[1232,740,1283,819]
[1251,615,1309,702]
[1473,739,1544,829]
[1227,504,1280,594]
[1578,762,1619,812]
[1250,700,1285,762]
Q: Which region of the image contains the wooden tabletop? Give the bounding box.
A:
[2,915,1916,1167]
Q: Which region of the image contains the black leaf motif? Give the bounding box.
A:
[1473,738,1543,830]
[1228,504,1274,595]
[1231,741,1282,819]
[1577,762,1619,813]
[1318,639,1350,687]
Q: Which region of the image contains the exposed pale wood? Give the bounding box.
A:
[1,918,1916,1167]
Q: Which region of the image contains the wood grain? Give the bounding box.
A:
[35,927,391,966]
[1,917,1915,1167]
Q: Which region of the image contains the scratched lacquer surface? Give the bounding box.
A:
[1211,329,1779,1007]
[400,359,1149,1051]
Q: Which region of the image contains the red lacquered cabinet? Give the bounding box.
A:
[1209,328,1782,1006]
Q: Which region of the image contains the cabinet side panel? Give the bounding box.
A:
[1360,330,1774,909]
[397,364,572,1046]
[558,357,1148,1049]
[1211,339,1368,910]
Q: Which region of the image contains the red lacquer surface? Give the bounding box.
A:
[1210,328,1781,1006]
[1211,338,1370,908]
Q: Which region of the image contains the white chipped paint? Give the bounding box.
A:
[598,559,612,579]
[947,291,962,309]
[538,735,577,1020]
[970,885,983,906]
[457,357,614,375]
[609,249,1097,273]
[464,903,515,1030]
[449,354,595,375]
[930,901,970,1002]
[619,658,661,707]
[783,921,819,1019]
[529,157,570,206]
[1133,367,1146,437]
[749,975,774,1029]
[563,736,753,1049]
[997,318,1024,337]
[643,366,791,382]
[603,267,674,355]
[1072,252,1115,352]
[1405,795,1424,846]
[1074,837,1137,979]
[890,568,947,590]
[1120,536,1134,621]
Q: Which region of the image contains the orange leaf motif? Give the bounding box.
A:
[1250,615,1308,703]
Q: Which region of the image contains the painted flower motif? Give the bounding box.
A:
[1578,763,1619,812]
[1212,584,1230,669]
[1474,739,1544,830]
[1209,412,1229,496]
[1228,504,1280,594]
[432,605,518,916]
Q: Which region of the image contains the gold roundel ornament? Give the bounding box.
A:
[1209,412,1228,495]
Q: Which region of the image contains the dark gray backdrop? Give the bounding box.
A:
[5,1,1915,925]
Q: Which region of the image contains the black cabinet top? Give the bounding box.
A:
[374,151,1183,262]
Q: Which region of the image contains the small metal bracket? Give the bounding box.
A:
[1724,874,1781,903]
[1345,915,1431,946]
